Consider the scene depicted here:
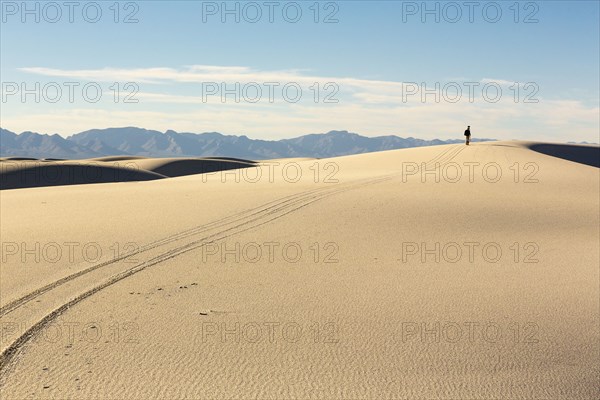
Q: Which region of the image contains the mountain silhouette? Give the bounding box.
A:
[1,127,493,159]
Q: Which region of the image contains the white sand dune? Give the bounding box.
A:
[0,141,598,399]
[0,157,258,190]
[0,160,167,190]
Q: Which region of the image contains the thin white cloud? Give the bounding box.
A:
[4,65,597,142]
[18,66,548,106]
[19,65,407,93]
[480,78,520,86]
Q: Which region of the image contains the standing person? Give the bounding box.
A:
[464,126,471,145]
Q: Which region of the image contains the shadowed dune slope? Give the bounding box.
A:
[0,157,258,189]
[0,157,39,161]
[88,156,149,162]
[0,161,167,190]
[527,142,600,168]
[128,158,256,178]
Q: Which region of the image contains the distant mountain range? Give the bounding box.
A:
[0,127,494,159]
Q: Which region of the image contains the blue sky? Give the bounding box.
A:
[1,0,599,142]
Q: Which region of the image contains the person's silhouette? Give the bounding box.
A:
[464,126,471,145]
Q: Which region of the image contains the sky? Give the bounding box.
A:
[1,0,599,142]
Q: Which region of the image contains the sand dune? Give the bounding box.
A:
[0,157,257,190]
[0,141,598,399]
[0,160,167,190]
[0,157,39,161]
[527,142,600,168]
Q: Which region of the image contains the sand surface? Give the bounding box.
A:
[0,141,598,399]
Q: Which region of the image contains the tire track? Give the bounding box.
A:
[0,144,464,374]
[0,185,331,317]
[1,145,461,318]
[0,175,391,372]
